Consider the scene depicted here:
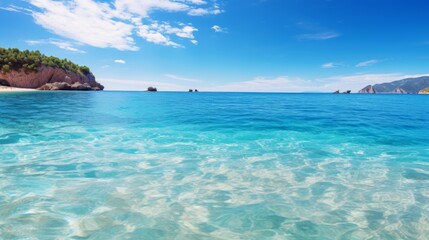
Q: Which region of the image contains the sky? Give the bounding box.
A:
[1,0,429,92]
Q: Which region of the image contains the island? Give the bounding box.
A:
[358,76,429,94]
[0,48,103,91]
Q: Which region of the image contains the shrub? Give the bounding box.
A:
[0,47,91,75]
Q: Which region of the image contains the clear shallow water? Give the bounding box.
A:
[0,91,429,239]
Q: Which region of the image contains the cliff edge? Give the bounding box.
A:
[0,48,103,90]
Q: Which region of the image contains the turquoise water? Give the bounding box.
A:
[0,92,428,239]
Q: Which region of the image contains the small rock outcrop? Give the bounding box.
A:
[333,90,340,94]
[358,85,376,93]
[189,89,193,92]
[147,87,157,92]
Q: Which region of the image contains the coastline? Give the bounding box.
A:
[0,86,37,92]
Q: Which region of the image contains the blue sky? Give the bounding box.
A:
[1,0,428,92]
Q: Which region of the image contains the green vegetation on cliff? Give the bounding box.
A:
[0,48,91,75]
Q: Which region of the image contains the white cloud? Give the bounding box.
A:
[188,7,221,16]
[0,5,32,14]
[163,24,197,39]
[188,8,209,16]
[136,21,198,47]
[114,59,126,64]
[114,0,188,18]
[321,62,337,69]
[0,6,20,12]
[356,59,382,67]
[211,25,226,33]
[26,39,86,53]
[186,0,207,5]
[10,0,223,50]
[191,39,198,45]
[137,24,182,48]
[29,0,137,50]
[298,31,340,40]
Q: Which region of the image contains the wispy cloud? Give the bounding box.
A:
[298,31,340,40]
[0,5,32,14]
[211,25,227,33]
[321,62,342,69]
[26,39,85,53]
[356,59,381,67]
[6,0,223,51]
[188,4,222,16]
[114,59,126,64]
[0,6,20,12]
[164,74,202,83]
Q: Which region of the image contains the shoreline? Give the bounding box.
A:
[0,86,37,92]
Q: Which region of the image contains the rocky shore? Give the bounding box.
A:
[0,66,103,91]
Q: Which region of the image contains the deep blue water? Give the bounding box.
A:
[0,91,428,239]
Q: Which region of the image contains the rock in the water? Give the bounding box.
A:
[343,90,351,94]
[147,87,157,92]
[194,89,198,92]
[189,89,193,92]
[333,90,340,94]
[358,85,376,93]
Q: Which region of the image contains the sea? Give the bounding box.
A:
[0,91,428,239]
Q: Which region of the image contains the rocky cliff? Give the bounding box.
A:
[0,48,103,90]
[419,87,429,94]
[0,66,103,90]
[358,85,376,93]
[358,76,429,94]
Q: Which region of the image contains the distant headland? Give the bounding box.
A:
[0,48,103,91]
[358,76,429,94]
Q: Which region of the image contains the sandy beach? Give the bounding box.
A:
[0,86,36,92]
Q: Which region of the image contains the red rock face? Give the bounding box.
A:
[0,66,103,90]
